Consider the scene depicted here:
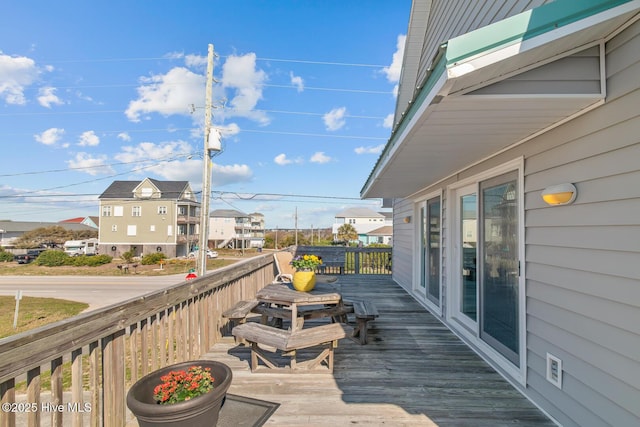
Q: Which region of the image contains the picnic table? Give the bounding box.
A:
[254,282,346,332]
[232,282,352,372]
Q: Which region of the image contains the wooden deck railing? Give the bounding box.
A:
[295,245,392,275]
[0,255,275,427]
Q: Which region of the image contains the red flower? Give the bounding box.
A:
[152,365,215,405]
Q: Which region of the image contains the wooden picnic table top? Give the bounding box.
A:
[256,283,342,306]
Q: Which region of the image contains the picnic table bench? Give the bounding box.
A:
[232,322,353,373]
[344,299,379,344]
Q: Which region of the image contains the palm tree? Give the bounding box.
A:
[337,223,358,245]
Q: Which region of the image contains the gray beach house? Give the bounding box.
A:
[361,1,640,425]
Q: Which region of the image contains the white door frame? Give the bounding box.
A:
[445,157,527,385]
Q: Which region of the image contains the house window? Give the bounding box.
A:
[150,225,156,232]
[141,187,152,198]
[127,225,137,236]
[114,206,124,217]
[419,195,441,307]
[167,225,173,236]
[132,206,142,217]
[111,225,117,232]
[158,206,167,215]
[102,205,112,217]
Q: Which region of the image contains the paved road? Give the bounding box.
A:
[0,274,187,312]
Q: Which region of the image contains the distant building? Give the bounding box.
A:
[59,216,99,229]
[332,207,392,245]
[208,209,265,249]
[98,178,200,258]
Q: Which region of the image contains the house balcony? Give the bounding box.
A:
[0,249,554,427]
[176,214,199,224]
[175,234,197,244]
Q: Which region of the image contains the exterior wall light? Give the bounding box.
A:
[403,216,412,223]
[541,183,577,206]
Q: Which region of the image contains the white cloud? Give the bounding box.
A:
[114,140,193,165]
[355,144,385,155]
[290,72,304,92]
[34,127,65,146]
[185,54,207,68]
[382,34,406,96]
[37,87,63,108]
[0,52,39,105]
[165,51,183,59]
[125,67,205,122]
[117,132,131,141]
[382,34,406,83]
[66,153,114,175]
[211,163,253,186]
[218,123,240,137]
[151,156,253,188]
[274,153,292,165]
[323,107,347,131]
[221,53,269,124]
[383,113,394,129]
[310,151,331,164]
[78,130,100,147]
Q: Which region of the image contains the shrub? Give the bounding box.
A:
[0,250,14,262]
[70,254,113,266]
[141,252,166,265]
[34,250,69,266]
[121,250,135,263]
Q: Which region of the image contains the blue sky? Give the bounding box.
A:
[0,1,410,229]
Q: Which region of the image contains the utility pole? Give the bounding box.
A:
[197,44,216,277]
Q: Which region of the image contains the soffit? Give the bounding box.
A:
[362,1,640,199]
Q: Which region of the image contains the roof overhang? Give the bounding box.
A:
[362,0,640,199]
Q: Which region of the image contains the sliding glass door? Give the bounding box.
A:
[479,171,520,365]
[419,196,441,306]
[452,170,521,367]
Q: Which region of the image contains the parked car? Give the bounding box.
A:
[14,249,46,264]
[187,249,218,259]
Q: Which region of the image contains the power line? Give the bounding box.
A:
[40,54,387,69]
[0,153,194,177]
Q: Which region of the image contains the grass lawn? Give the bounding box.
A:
[0,296,88,339]
[0,256,242,276]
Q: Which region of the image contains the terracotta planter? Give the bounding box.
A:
[126,360,232,427]
[293,270,316,292]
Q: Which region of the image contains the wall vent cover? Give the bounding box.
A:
[546,353,563,389]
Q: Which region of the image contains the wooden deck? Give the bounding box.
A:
[204,276,555,426]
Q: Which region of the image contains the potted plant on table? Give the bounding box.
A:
[290,254,323,292]
[126,360,232,427]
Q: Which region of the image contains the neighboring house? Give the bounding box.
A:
[247,212,266,248]
[360,1,640,426]
[0,220,96,249]
[98,178,199,258]
[208,209,265,249]
[364,225,393,246]
[332,207,392,244]
[59,216,99,229]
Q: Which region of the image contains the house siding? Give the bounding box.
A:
[469,46,602,96]
[521,20,640,426]
[391,16,640,427]
[391,198,414,289]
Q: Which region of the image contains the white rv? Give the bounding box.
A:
[63,238,99,256]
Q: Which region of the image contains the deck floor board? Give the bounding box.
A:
[203,276,555,426]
